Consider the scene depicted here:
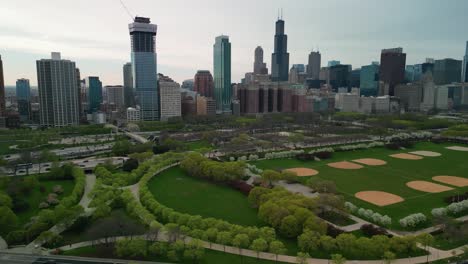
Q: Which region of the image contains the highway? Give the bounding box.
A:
[0,252,167,264]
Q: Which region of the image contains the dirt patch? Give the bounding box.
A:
[409,151,442,157]
[355,191,405,206]
[352,158,387,166]
[284,168,319,177]
[406,181,453,193]
[389,153,424,160]
[327,161,363,170]
[446,146,468,152]
[433,176,468,187]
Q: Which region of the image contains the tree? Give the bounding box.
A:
[112,140,131,156]
[261,170,281,187]
[279,215,301,238]
[147,221,163,242]
[216,231,232,253]
[122,158,139,172]
[331,254,346,264]
[115,238,147,258]
[250,238,268,259]
[298,231,319,254]
[38,150,59,174]
[204,228,218,249]
[296,252,310,264]
[0,206,18,236]
[417,233,434,263]
[0,192,12,209]
[183,239,205,263]
[165,223,180,243]
[269,240,287,263]
[382,251,396,264]
[232,234,250,263]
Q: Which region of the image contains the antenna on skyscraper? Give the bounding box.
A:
[118,0,135,21]
[281,8,283,19]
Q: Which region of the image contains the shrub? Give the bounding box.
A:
[39,202,50,209]
[228,181,253,196]
[326,224,344,238]
[360,224,390,237]
[52,185,63,194]
[446,200,468,215]
[431,208,448,217]
[399,213,427,228]
[123,158,139,172]
[347,202,391,226]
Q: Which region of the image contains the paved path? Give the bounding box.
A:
[79,174,96,212]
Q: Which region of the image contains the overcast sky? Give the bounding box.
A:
[1,0,467,86]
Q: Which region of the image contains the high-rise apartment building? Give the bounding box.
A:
[123,62,134,108]
[194,70,214,98]
[271,19,289,82]
[462,41,468,83]
[329,64,351,91]
[253,46,268,74]
[37,52,79,127]
[434,58,462,85]
[213,35,232,113]
[307,51,321,80]
[0,55,5,116]
[84,76,102,113]
[105,85,124,112]
[380,48,406,96]
[129,17,159,120]
[360,63,379,96]
[159,80,181,121]
[16,78,31,121]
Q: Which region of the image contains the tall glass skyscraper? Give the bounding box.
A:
[123,62,134,108]
[16,78,31,121]
[129,17,159,121]
[213,35,232,114]
[0,55,5,117]
[462,41,468,83]
[84,76,103,113]
[360,63,380,96]
[271,19,289,82]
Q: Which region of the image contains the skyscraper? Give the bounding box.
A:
[271,18,289,82]
[16,78,31,121]
[105,85,124,112]
[461,41,468,82]
[253,46,268,74]
[380,48,406,96]
[213,35,232,114]
[360,63,380,96]
[84,76,103,113]
[37,52,79,127]
[123,62,134,108]
[0,55,5,116]
[433,58,462,85]
[194,70,214,98]
[129,17,159,121]
[307,51,321,80]
[159,79,181,121]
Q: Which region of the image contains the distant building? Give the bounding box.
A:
[447,83,468,109]
[350,69,361,88]
[0,55,5,116]
[37,52,79,127]
[105,85,124,112]
[329,64,351,91]
[420,74,436,112]
[123,62,134,108]
[196,96,216,116]
[335,93,359,112]
[380,48,406,96]
[129,17,159,121]
[395,82,422,112]
[360,63,379,96]
[126,107,141,122]
[462,42,468,83]
[271,19,290,82]
[181,96,197,116]
[194,70,214,98]
[84,76,103,113]
[159,80,181,121]
[307,51,321,80]
[213,35,232,113]
[435,85,449,110]
[253,46,268,74]
[328,60,340,67]
[375,96,391,113]
[433,58,462,85]
[359,97,375,114]
[181,79,194,91]
[16,78,31,121]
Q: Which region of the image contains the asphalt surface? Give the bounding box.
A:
[0,252,167,264]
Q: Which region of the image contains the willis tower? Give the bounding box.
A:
[271,14,289,82]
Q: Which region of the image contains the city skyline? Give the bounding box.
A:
[0,0,468,86]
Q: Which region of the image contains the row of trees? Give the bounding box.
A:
[344,202,392,227]
[180,153,245,183]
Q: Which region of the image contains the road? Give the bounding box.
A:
[3,144,113,162]
[0,252,168,264]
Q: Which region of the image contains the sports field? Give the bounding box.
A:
[251,142,468,228]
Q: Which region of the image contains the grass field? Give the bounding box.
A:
[185,140,213,152]
[148,167,263,227]
[63,245,288,264]
[251,142,468,229]
[15,178,75,225]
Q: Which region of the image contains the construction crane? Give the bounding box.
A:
[119,0,135,21]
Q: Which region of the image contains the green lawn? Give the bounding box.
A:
[63,245,289,264]
[16,178,75,225]
[251,142,468,229]
[185,140,213,152]
[148,167,263,227]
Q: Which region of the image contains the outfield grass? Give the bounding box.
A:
[251,142,468,229]
[63,245,289,264]
[148,167,263,227]
[15,178,75,225]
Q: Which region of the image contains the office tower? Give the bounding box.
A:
[360,63,379,96]
[106,85,124,112]
[463,42,468,82]
[0,55,5,116]
[271,18,289,82]
[181,79,194,91]
[84,77,103,113]
[123,62,135,108]
[328,60,340,67]
[292,64,306,73]
[159,80,181,121]
[350,69,361,88]
[196,96,216,116]
[420,73,436,111]
[253,46,268,74]
[37,52,79,127]
[307,51,321,79]
[75,68,84,119]
[329,64,351,91]
[395,82,423,112]
[380,48,406,96]
[434,58,462,85]
[129,17,159,120]
[16,78,31,121]
[194,70,214,98]
[213,35,232,113]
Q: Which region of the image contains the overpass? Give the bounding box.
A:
[108,125,149,144]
